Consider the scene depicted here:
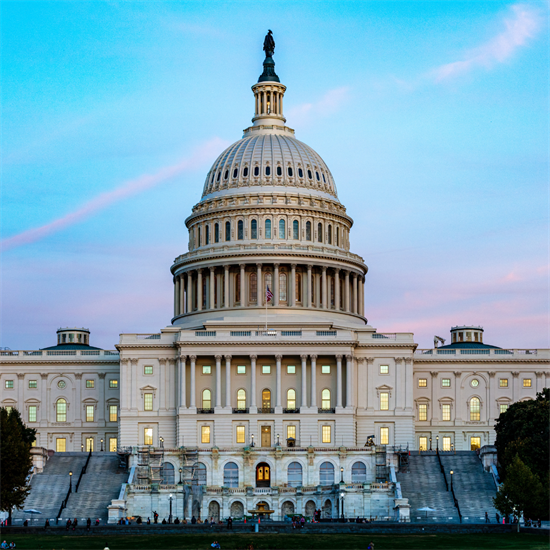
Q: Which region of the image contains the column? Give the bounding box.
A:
[310,355,317,408]
[98,372,106,423]
[453,371,462,421]
[300,355,308,408]
[189,355,196,409]
[274,263,280,306]
[360,278,365,317]
[307,265,312,308]
[336,355,343,408]
[346,355,353,408]
[209,267,215,310]
[334,268,340,311]
[256,263,262,305]
[224,265,229,308]
[174,276,180,317]
[250,355,257,410]
[290,264,296,307]
[488,372,496,422]
[215,355,222,409]
[536,372,544,393]
[321,267,327,309]
[430,372,438,421]
[352,273,358,314]
[225,355,232,409]
[512,372,519,402]
[344,270,350,312]
[180,275,185,314]
[315,271,321,307]
[240,264,246,306]
[187,272,193,313]
[275,355,282,409]
[179,356,186,409]
[197,269,203,311]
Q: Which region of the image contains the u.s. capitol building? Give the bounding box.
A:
[2,37,548,523]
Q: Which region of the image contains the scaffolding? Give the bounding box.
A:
[375,445,388,482]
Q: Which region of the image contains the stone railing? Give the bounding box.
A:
[415,348,542,357]
[0,349,119,357]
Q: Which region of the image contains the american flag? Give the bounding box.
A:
[266,286,273,302]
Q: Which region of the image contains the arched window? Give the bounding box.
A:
[287,389,296,409]
[217,171,221,182]
[161,462,175,484]
[279,219,285,239]
[223,462,239,487]
[237,389,246,410]
[293,220,299,240]
[243,166,249,177]
[279,272,287,302]
[266,165,271,176]
[195,462,207,486]
[288,166,293,177]
[251,219,258,239]
[235,273,241,303]
[319,462,334,485]
[225,221,231,241]
[198,227,201,247]
[351,461,367,483]
[202,389,212,409]
[288,461,303,487]
[296,273,302,302]
[317,223,323,243]
[322,389,331,409]
[254,166,260,176]
[298,168,303,178]
[249,272,257,303]
[265,219,272,239]
[56,398,67,422]
[224,170,229,180]
[211,171,215,184]
[233,168,238,178]
[238,220,244,240]
[276,166,282,176]
[264,272,272,301]
[470,397,481,421]
[205,225,210,245]
[336,227,339,247]
[262,389,271,409]
[322,173,326,183]
[306,221,311,241]
[256,463,271,487]
[214,223,219,243]
[307,169,312,179]
[316,171,320,181]
[327,225,332,245]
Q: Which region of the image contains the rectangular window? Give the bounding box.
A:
[287,365,296,374]
[418,404,427,421]
[86,405,94,422]
[201,426,211,444]
[144,365,153,375]
[499,379,508,388]
[202,365,211,374]
[28,406,37,422]
[380,392,389,410]
[56,438,66,452]
[418,379,427,387]
[32,439,37,447]
[86,437,94,452]
[262,365,271,374]
[442,404,451,421]
[442,379,451,387]
[237,365,246,374]
[470,437,481,451]
[86,379,95,388]
[321,365,330,374]
[109,380,118,388]
[287,425,296,440]
[28,380,38,388]
[380,427,389,445]
[144,393,153,411]
[109,405,118,422]
[322,425,331,444]
[109,438,118,452]
[236,426,245,443]
[523,378,532,387]
[442,436,451,452]
[500,404,509,414]
[5,380,13,389]
[380,365,389,374]
[419,436,428,451]
[144,428,153,445]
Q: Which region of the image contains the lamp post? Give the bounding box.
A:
[276,433,280,446]
[169,493,173,524]
[160,437,164,448]
[69,471,73,494]
[179,468,183,485]
[451,443,455,454]
[450,470,453,491]
[340,467,344,483]
[81,444,84,452]
[340,492,345,521]
[251,434,255,447]
[429,437,432,451]
[436,435,439,452]
[101,438,104,452]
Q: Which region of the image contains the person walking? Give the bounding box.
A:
[227,516,232,530]
[496,512,500,524]
[87,518,92,531]
[485,512,489,523]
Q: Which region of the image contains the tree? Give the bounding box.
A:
[0,407,36,523]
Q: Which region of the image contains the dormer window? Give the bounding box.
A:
[265,166,271,176]
[224,170,229,180]
[233,168,238,178]
[316,171,320,181]
[298,168,303,178]
[307,169,312,179]
[254,166,260,176]
[217,171,221,182]
[288,167,293,177]
[276,166,282,176]
[243,166,249,177]
[322,173,326,183]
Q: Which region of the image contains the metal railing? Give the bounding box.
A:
[318,407,336,413]
[197,408,214,414]
[195,331,216,337]
[258,407,274,414]
[75,449,92,492]
[232,408,249,414]
[283,408,300,414]
[436,449,449,492]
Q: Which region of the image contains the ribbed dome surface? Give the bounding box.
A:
[202,133,338,200]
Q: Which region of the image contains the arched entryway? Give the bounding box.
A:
[256,462,271,487]
[305,500,316,517]
[323,499,333,518]
[230,501,244,519]
[281,501,295,517]
[208,500,220,521]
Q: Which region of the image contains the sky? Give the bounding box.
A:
[1,1,548,350]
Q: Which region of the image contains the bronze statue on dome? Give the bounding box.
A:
[263,30,275,57]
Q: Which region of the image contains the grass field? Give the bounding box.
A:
[1,533,549,550]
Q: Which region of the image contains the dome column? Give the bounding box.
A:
[307,265,312,308]
[274,263,280,306]
[256,263,263,305]
[240,264,246,307]
[180,275,185,314]
[290,264,297,307]
[209,267,216,310]
[224,265,230,308]
[174,276,179,317]
[336,355,343,409]
[197,269,203,311]
[334,268,341,311]
[344,270,350,312]
[352,273,358,314]
[321,266,327,309]
[187,272,193,313]
[360,277,365,317]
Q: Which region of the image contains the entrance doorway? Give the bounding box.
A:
[256,462,271,487]
[261,426,271,447]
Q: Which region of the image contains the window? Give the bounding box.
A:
[293,220,299,239]
[317,222,323,242]
[224,462,239,487]
[471,379,479,388]
[109,405,118,422]
[236,426,245,443]
[196,462,207,485]
[204,225,209,245]
[298,167,303,178]
[442,436,451,452]
[315,171,320,181]
[322,425,332,443]
[470,397,480,421]
[288,461,302,487]
[215,223,219,243]
[321,365,331,374]
[144,428,153,446]
[56,399,67,422]
[523,379,532,387]
[499,379,508,388]
[276,165,282,176]
[144,366,153,375]
[442,404,451,421]
[306,221,311,241]
[5,380,13,389]
[109,438,118,453]
[265,219,271,239]
[351,462,367,483]
[237,389,246,410]
[144,393,153,411]
[279,219,285,239]
[28,380,37,389]
[56,438,66,452]
[442,379,451,387]
[201,365,212,375]
[201,425,211,444]
[265,165,271,176]
[109,380,118,389]
[58,380,66,389]
[287,365,296,374]
[86,437,94,452]
[287,389,296,409]
[321,389,331,409]
[262,365,271,374]
[235,272,241,303]
[500,404,509,414]
[320,461,334,485]
[418,379,427,387]
[287,425,296,440]
[279,272,287,301]
[28,406,37,422]
[237,220,244,240]
[254,165,259,176]
[288,166,293,177]
[380,365,389,374]
[327,225,332,245]
[198,227,201,247]
[202,389,212,409]
[225,221,231,241]
[243,166,249,177]
[249,271,257,303]
[86,405,94,422]
[233,168,238,178]
[418,404,427,421]
[419,436,428,451]
[470,437,481,451]
[380,427,389,445]
[251,219,258,239]
[224,170,229,180]
[307,169,312,179]
[237,365,246,374]
[380,392,389,411]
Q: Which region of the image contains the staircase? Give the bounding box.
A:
[396,453,459,523]
[440,452,498,523]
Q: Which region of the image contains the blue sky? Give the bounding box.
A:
[2,1,548,350]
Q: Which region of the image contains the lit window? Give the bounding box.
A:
[287,365,296,374]
[470,397,480,421]
[109,438,118,452]
[86,380,94,389]
[499,379,508,388]
[144,366,153,375]
[236,426,245,443]
[109,380,118,389]
[86,405,94,422]
[500,404,509,414]
[418,379,427,387]
[322,425,331,443]
[470,437,481,451]
[56,399,67,422]
[237,366,246,374]
[262,389,271,409]
[287,425,296,440]
[471,379,479,388]
[321,365,330,374]
[419,436,428,451]
[56,438,66,452]
[144,428,153,445]
[442,379,451,387]
[442,404,451,421]
[86,437,94,452]
[442,437,451,452]
[203,365,211,375]
[28,380,37,389]
[202,389,211,409]
[287,389,296,409]
[418,404,427,421]
[28,406,37,422]
[321,389,331,409]
[380,392,389,410]
[144,393,153,411]
[380,427,389,445]
[109,405,118,422]
[5,380,13,389]
[5,407,12,413]
[380,365,389,374]
[262,366,271,374]
[523,379,532,387]
[237,389,246,410]
[201,426,211,444]
[31,440,36,447]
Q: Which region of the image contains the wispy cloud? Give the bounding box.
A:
[287,87,350,125]
[1,138,228,251]
[433,4,540,81]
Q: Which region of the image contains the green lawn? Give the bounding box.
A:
[2,533,549,550]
